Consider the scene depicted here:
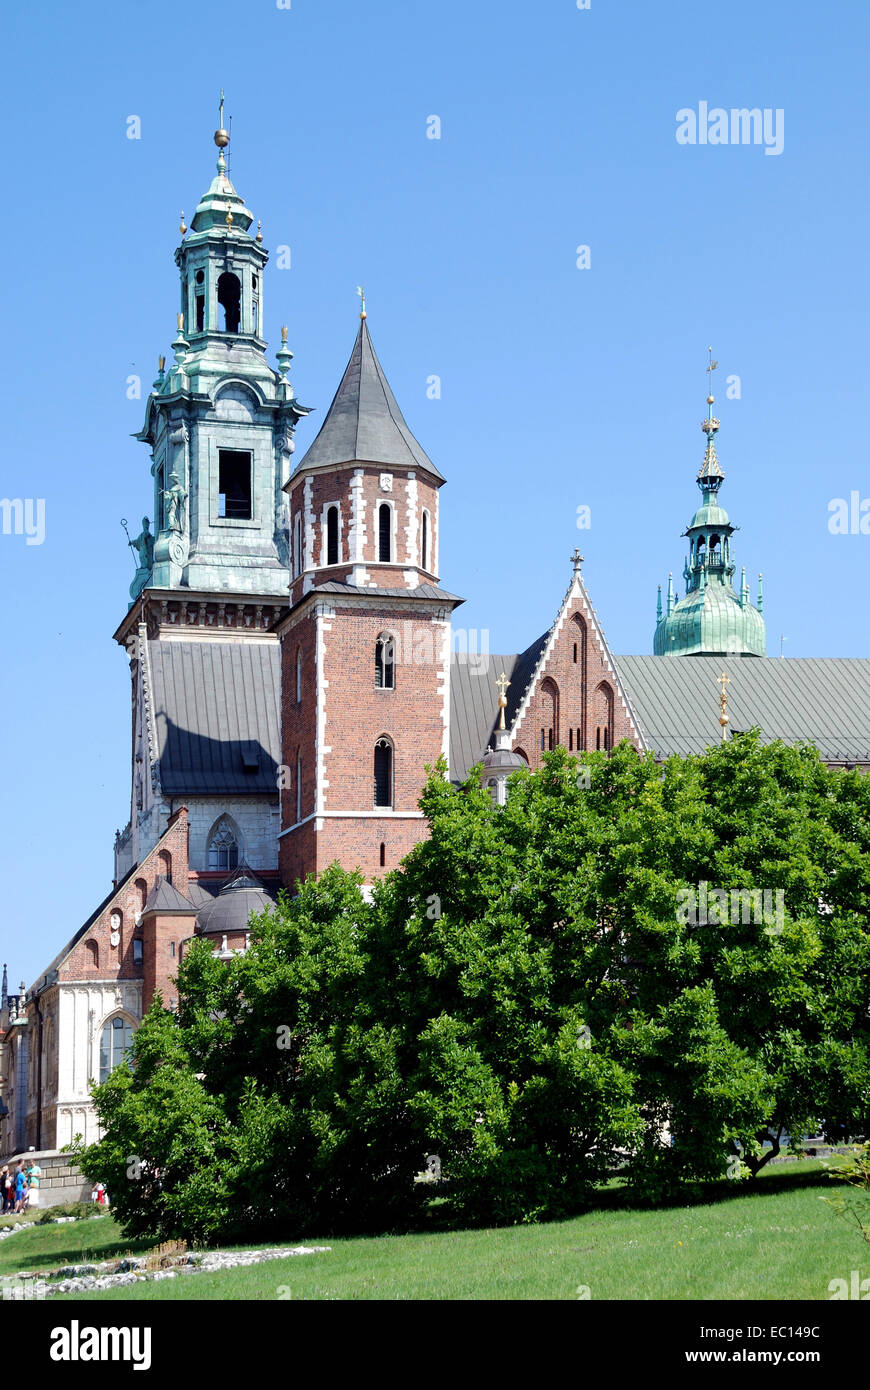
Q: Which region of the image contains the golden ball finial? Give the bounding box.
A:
[214,128,230,149]
[707,394,714,405]
[256,219,263,244]
[281,325,288,344]
[179,210,187,238]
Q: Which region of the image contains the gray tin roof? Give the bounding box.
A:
[449,635,547,781]
[294,320,445,481]
[148,641,281,795]
[142,878,198,915]
[613,655,870,763]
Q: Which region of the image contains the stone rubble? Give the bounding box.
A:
[2,1244,330,1299]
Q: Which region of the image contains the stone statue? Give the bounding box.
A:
[129,516,154,570]
[128,517,155,602]
[164,472,187,534]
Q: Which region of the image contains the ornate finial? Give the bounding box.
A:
[495,671,510,731]
[226,207,234,230]
[571,547,584,574]
[177,312,184,333]
[281,325,288,343]
[356,285,367,320]
[256,219,263,244]
[214,89,229,148]
[276,326,294,382]
[717,670,732,741]
[180,209,187,238]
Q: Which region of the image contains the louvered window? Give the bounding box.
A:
[378,504,391,562]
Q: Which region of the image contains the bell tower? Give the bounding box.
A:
[113,100,310,883]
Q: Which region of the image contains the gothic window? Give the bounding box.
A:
[158,850,172,883]
[99,1016,134,1085]
[540,677,559,749]
[326,505,339,565]
[296,752,302,822]
[296,647,302,703]
[374,737,393,808]
[217,271,241,334]
[375,633,395,689]
[207,821,239,873]
[593,680,614,756]
[569,729,573,751]
[133,939,143,966]
[218,449,252,520]
[195,269,205,332]
[421,509,429,571]
[135,878,147,912]
[85,940,99,969]
[378,504,392,562]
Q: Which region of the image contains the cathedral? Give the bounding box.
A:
[2,114,869,1161]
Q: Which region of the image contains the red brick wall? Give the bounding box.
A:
[60,808,191,988]
[278,598,447,887]
[288,465,440,605]
[511,592,641,772]
[141,912,191,1012]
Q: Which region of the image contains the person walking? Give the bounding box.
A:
[0,1165,11,1215]
[13,1162,26,1214]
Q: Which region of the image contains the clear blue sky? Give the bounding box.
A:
[2,0,868,987]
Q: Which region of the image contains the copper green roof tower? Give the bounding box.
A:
[654,356,766,657]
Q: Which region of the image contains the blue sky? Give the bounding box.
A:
[2,0,868,987]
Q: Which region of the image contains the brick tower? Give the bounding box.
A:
[277,302,462,887]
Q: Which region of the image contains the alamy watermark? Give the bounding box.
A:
[1,498,45,545]
[676,103,784,157]
[676,882,785,936]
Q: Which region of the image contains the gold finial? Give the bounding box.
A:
[180,209,187,238]
[176,312,184,333]
[496,671,510,731]
[280,325,289,343]
[356,285,367,319]
[717,670,732,742]
[256,219,263,244]
[158,354,166,373]
[226,207,234,229]
[214,89,230,148]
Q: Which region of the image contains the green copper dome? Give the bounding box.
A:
[654,377,766,658]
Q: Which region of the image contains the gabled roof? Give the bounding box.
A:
[294,320,445,481]
[147,641,280,795]
[613,655,870,763]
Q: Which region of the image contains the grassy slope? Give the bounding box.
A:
[13,1163,860,1302]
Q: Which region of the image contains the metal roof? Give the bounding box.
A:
[294,320,445,481]
[448,635,547,781]
[312,580,462,603]
[148,641,281,795]
[613,655,870,763]
[142,878,198,915]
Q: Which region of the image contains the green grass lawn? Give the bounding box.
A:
[4,1161,859,1301]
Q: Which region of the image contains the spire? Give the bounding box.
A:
[667,572,674,615]
[757,573,764,613]
[1,963,7,1012]
[656,585,662,623]
[698,348,725,492]
[188,93,253,235]
[653,351,766,657]
[295,317,444,479]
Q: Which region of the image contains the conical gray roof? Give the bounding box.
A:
[295,320,444,481]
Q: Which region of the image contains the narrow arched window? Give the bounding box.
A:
[596,728,601,750]
[85,940,99,969]
[293,513,303,579]
[569,729,573,751]
[421,510,429,571]
[375,633,395,689]
[135,878,147,912]
[379,842,386,868]
[158,850,172,883]
[99,1016,134,1085]
[573,642,578,663]
[296,752,302,822]
[208,822,238,873]
[296,647,302,703]
[217,272,241,333]
[374,738,393,808]
[378,504,391,562]
[326,506,339,566]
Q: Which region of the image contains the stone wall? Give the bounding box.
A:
[4,1150,91,1208]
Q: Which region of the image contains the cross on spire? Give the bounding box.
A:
[718,670,732,741]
